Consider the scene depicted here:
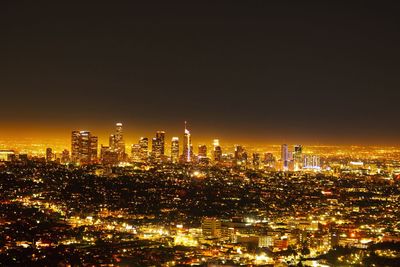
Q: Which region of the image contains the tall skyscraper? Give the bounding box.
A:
[138,137,149,161]
[71,130,98,164]
[293,144,303,171]
[281,144,289,171]
[156,131,166,156]
[213,139,222,162]
[110,122,125,160]
[182,122,192,162]
[131,144,141,162]
[234,145,247,166]
[151,137,162,160]
[171,137,179,163]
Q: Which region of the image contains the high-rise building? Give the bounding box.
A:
[263,152,276,169]
[198,144,207,158]
[156,131,165,156]
[110,123,125,161]
[46,148,53,162]
[182,122,193,162]
[151,137,162,160]
[202,217,222,239]
[281,144,289,171]
[71,130,98,164]
[138,137,149,161]
[253,152,261,169]
[131,144,141,162]
[171,137,179,163]
[234,145,247,166]
[293,144,303,171]
[213,139,222,162]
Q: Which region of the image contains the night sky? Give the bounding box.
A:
[1,1,400,145]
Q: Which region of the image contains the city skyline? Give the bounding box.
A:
[1,2,400,265]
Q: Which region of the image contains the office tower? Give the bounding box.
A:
[303,155,321,170]
[253,152,261,169]
[293,144,303,171]
[234,145,247,165]
[171,137,179,163]
[263,152,276,169]
[156,131,165,156]
[182,122,192,162]
[138,137,149,161]
[46,148,53,162]
[202,217,222,239]
[213,139,222,162]
[198,144,207,158]
[71,130,98,164]
[110,122,125,160]
[71,131,81,163]
[151,137,162,160]
[131,144,141,162]
[281,144,289,171]
[90,136,98,162]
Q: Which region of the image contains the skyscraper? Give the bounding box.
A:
[213,139,222,162]
[281,144,289,171]
[293,144,303,171]
[171,137,179,163]
[71,130,98,164]
[156,131,165,156]
[234,145,247,166]
[111,122,125,160]
[182,122,192,162]
[151,137,162,160]
[138,137,149,161]
[131,144,141,162]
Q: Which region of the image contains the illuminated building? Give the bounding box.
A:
[46,148,53,162]
[303,155,321,170]
[0,150,15,162]
[293,144,303,171]
[138,137,149,161]
[151,137,162,160]
[202,217,222,239]
[100,145,118,165]
[213,139,222,162]
[110,123,125,161]
[281,144,289,171]
[198,144,207,158]
[182,121,192,162]
[131,144,141,162]
[234,145,247,166]
[263,152,276,169]
[71,131,98,164]
[156,131,165,156]
[253,152,261,169]
[171,137,179,163]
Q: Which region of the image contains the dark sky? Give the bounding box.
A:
[1,1,400,145]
